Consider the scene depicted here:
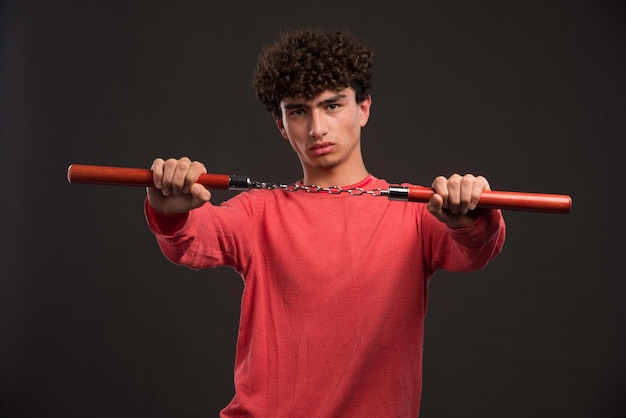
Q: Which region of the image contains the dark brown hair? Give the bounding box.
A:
[253,27,375,117]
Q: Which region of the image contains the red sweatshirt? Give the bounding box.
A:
[145,175,506,417]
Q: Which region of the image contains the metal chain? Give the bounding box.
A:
[259,182,389,197]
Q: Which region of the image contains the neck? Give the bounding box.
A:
[302,164,369,187]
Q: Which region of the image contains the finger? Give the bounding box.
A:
[431,176,449,208]
[171,157,193,195]
[161,158,180,196]
[182,160,208,194]
[150,158,165,189]
[469,175,490,211]
[446,173,462,214]
[459,174,476,214]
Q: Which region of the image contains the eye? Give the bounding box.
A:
[289,108,306,117]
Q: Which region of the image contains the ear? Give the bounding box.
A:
[359,95,372,128]
[274,115,289,139]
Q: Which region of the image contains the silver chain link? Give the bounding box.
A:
[259,182,389,197]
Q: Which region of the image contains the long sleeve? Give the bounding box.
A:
[144,196,254,271]
[422,208,506,274]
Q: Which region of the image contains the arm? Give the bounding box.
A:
[424,173,506,272]
[144,157,235,270]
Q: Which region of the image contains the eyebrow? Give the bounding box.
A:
[282,94,348,111]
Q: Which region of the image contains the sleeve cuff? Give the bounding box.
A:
[144,198,190,236]
[446,209,504,244]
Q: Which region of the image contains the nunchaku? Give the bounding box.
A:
[66,164,572,214]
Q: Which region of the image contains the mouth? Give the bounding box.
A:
[309,142,335,156]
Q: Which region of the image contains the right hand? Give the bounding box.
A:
[146,157,212,214]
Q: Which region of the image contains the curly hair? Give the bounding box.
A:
[253,27,375,117]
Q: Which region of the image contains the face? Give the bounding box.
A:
[275,87,371,180]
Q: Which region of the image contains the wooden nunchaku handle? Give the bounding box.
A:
[67,164,572,214]
[67,164,232,189]
[389,185,572,214]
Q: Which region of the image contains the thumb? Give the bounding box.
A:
[190,183,211,208]
[427,193,447,222]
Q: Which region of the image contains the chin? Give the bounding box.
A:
[314,159,341,170]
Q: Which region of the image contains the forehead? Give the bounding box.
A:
[280,87,355,107]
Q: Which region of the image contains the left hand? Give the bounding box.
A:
[427,173,490,228]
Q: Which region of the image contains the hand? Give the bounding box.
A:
[146,157,212,214]
[427,173,490,228]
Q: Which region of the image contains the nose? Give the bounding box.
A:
[309,109,328,139]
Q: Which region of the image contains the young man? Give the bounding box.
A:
[145,27,506,417]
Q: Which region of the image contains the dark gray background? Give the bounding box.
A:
[1,1,624,417]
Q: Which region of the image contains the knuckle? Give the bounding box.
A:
[432,175,446,186]
[178,161,190,172]
[191,161,207,172]
[461,175,475,186]
[448,176,460,187]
